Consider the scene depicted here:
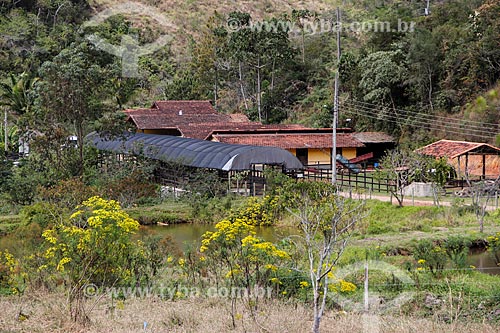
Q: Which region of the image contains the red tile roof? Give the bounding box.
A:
[416,139,500,159]
[153,100,217,115]
[211,133,365,149]
[124,101,361,148]
[125,100,260,139]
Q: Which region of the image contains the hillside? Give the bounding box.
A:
[0,0,499,149]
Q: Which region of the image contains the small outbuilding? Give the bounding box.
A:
[416,139,500,179]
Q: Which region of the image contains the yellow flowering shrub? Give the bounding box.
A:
[230,195,280,226]
[200,217,289,290]
[487,232,500,265]
[40,196,145,319]
[413,239,447,276]
[0,250,28,294]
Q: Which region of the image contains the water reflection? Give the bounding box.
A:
[467,249,500,275]
[140,224,300,251]
[142,224,500,276]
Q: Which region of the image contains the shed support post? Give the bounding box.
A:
[465,153,469,182]
[482,154,486,179]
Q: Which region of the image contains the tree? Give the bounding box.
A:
[0,72,38,152]
[200,218,289,328]
[376,148,431,207]
[466,177,499,233]
[358,50,409,134]
[0,72,38,116]
[226,12,296,122]
[291,9,316,64]
[37,42,111,175]
[405,28,440,111]
[287,182,364,333]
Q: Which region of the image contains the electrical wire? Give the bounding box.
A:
[347,99,500,128]
[340,102,498,140]
[341,100,499,135]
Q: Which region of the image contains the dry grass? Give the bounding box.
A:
[86,0,334,56]
[0,292,497,333]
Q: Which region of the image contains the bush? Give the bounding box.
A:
[413,239,448,276]
[102,174,157,208]
[231,195,280,226]
[443,235,471,269]
[5,164,44,206]
[20,202,63,229]
[39,196,146,322]
[38,178,98,210]
[486,232,500,265]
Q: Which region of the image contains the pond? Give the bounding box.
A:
[141,223,301,251]
[467,249,500,275]
[141,224,500,276]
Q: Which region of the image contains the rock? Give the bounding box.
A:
[424,294,442,308]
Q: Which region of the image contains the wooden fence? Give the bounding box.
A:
[302,165,397,193]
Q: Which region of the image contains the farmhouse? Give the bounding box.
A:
[125,100,306,140]
[206,128,364,166]
[124,100,395,168]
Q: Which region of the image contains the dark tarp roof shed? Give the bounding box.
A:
[86,132,303,171]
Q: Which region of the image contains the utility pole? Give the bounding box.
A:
[3,109,7,153]
[332,7,341,185]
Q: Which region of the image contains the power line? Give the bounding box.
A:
[343,100,499,133]
[342,107,494,141]
[342,107,494,140]
[341,103,498,140]
[342,103,495,137]
[347,99,500,128]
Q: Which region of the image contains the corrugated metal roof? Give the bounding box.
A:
[85,132,303,171]
[211,133,365,149]
[416,139,500,159]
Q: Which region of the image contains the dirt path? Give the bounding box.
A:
[340,192,500,211]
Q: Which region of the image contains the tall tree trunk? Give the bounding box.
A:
[427,65,434,112]
[271,58,276,91]
[214,64,218,109]
[238,61,249,111]
[75,120,84,176]
[256,57,262,123]
[301,29,306,64]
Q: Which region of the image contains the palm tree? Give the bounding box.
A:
[0,72,38,153]
[0,72,38,115]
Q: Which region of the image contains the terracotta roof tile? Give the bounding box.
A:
[416,139,500,159]
[153,100,217,115]
[212,133,364,149]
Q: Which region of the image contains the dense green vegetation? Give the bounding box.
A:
[0,1,499,330]
[0,0,498,207]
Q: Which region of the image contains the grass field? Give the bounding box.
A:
[0,293,497,333]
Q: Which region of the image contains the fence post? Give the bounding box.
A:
[412,188,415,206]
[364,261,369,312]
